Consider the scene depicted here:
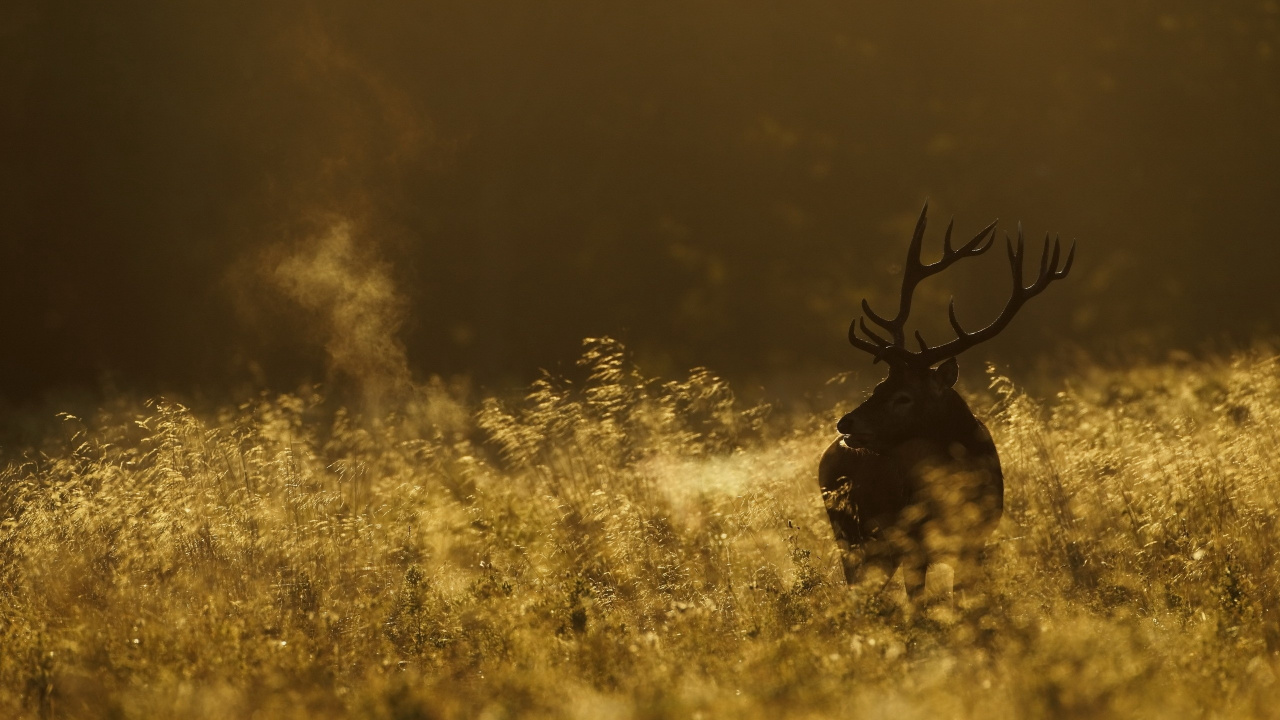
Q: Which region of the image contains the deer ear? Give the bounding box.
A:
[933,358,959,389]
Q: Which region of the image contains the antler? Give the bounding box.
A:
[914,225,1075,366]
[848,202,998,364]
[848,203,1075,367]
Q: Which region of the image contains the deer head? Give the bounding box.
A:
[838,203,1074,446]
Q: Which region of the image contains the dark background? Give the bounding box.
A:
[3,0,1278,403]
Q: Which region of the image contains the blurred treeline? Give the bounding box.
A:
[3,0,1278,400]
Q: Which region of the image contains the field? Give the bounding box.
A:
[2,338,1278,719]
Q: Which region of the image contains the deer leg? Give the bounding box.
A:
[840,542,899,591]
[860,556,900,593]
[950,546,991,607]
[842,547,902,618]
[901,556,928,603]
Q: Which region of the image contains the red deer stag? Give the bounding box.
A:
[819,204,1074,602]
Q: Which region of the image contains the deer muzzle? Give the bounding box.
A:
[836,412,873,439]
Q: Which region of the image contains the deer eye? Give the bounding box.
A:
[891,394,913,406]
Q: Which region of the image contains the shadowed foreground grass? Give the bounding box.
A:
[2,339,1279,719]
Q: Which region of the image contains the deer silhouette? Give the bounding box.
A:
[819,203,1074,601]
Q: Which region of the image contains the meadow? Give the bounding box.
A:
[1,337,1278,719]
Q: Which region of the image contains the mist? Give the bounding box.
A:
[4,0,1278,401]
[271,217,412,411]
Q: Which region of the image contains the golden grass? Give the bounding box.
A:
[2,338,1278,719]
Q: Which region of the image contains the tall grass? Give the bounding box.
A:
[1,339,1278,718]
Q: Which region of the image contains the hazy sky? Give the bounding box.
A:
[3,0,1278,401]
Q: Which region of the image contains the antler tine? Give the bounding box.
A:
[946,298,967,339]
[902,201,930,280]
[861,298,896,332]
[849,341,886,364]
[858,317,895,348]
[860,202,929,338]
[1038,232,1053,282]
[942,219,954,255]
[1005,231,1024,288]
[1054,240,1077,278]
[953,219,998,257]
[914,330,929,352]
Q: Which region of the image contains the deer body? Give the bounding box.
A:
[823,203,1073,600]
[819,363,1004,598]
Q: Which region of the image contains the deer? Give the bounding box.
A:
[819,203,1074,603]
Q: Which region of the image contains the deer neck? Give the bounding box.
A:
[915,393,989,453]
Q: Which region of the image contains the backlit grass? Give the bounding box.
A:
[2,338,1278,718]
